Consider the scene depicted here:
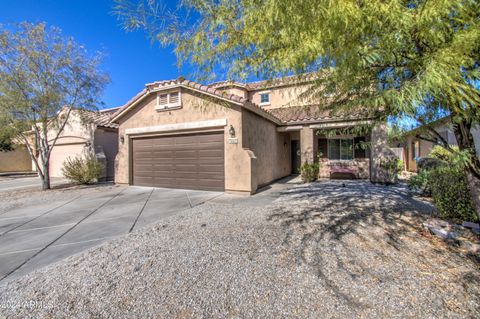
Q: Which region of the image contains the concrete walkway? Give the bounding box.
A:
[0,186,222,285]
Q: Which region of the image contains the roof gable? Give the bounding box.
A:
[111,78,280,124]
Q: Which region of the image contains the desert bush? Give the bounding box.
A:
[300,162,320,183]
[61,154,104,185]
[429,167,477,222]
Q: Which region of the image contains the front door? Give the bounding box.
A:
[291,140,301,174]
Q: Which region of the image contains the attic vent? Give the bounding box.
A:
[156,90,182,111]
[159,94,168,105]
[169,91,179,104]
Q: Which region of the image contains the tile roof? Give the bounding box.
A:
[112,77,281,124]
[208,81,247,89]
[267,105,371,124]
[207,73,319,91]
[79,107,120,129]
[111,75,370,126]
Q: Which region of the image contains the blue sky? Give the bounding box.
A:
[1,0,188,109]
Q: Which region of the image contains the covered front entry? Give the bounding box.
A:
[131,131,225,191]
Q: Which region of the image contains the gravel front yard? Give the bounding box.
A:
[1,180,479,318]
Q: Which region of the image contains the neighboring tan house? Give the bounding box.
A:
[0,146,32,173]
[37,108,119,180]
[111,76,394,194]
[398,117,480,172]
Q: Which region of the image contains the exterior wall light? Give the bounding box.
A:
[229,125,235,138]
[120,135,125,144]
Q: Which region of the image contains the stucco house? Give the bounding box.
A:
[397,117,480,172]
[111,76,393,194]
[38,108,119,180]
[0,146,32,173]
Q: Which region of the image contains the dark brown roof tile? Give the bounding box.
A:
[267,105,369,124]
[80,108,120,129]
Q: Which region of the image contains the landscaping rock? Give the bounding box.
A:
[1,181,478,318]
[462,221,480,234]
[422,218,450,229]
[456,237,480,254]
[428,227,459,239]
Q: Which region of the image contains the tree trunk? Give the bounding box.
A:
[41,155,51,190]
[451,117,480,220]
[466,168,480,220]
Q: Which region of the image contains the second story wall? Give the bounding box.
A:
[46,110,95,146]
[248,83,314,110]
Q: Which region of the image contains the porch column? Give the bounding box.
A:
[370,121,396,183]
[300,126,315,164]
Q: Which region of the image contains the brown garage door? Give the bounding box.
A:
[132,131,225,191]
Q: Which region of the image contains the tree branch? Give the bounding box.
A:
[416,118,453,151]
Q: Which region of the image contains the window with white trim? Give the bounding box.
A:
[328,138,354,160]
[156,90,181,110]
[259,92,270,105]
[260,93,269,103]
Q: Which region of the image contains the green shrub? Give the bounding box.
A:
[429,145,471,169]
[429,145,459,162]
[300,162,320,183]
[408,169,432,196]
[417,157,445,171]
[61,154,104,185]
[396,159,404,173]
[408,145,477,222]
[429,167,477,222]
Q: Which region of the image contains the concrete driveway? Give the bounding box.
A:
[0,185,222,285]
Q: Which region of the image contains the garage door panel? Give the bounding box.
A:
[134,176,153,184]
[153,177,175,185]
[132,132,225,191]
[198,163,224,171]
[134,164,155,171]
[133,139,152,146]
[196,179,224,188]
[198,140,223,147]
[199,134,223,142]
[174,150,197,159]
[198,149,223,158]
[197,173,224,181]
[152,137,174,145]
[174,178,200,186]
[175,165,198,172]
[133,154,155,160]
[152,163,175,170]
[151,170,176,176]
[151,150,174,156]
[149,159,174,166]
